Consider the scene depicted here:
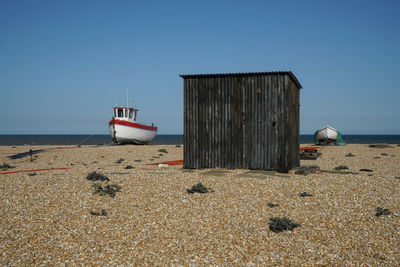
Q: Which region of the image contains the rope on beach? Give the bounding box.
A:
[146,160,184,166]
[76,135,94,146]
[0,167,71,175]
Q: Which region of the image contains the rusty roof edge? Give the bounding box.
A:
[179,71,302,89]
[287,71,302,89]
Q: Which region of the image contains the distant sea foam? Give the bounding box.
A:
[0,134,399,146]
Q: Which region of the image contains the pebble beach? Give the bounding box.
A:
[0,144,399,265]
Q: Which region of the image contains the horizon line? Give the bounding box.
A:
[1,133,400,136]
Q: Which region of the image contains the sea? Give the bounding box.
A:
[0,134,399,146]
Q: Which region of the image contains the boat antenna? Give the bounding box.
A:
[126,88,129,107]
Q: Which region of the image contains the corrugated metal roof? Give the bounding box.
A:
[180,71,302,89]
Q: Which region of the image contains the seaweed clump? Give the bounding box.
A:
[125,165,135,169]
[268,217,300,233]
[376,207,391,217]
[1,163,15,171]
[267,203,279,208]
[86,171,109,181]
[90,209,107,216]
[158,149,168,154]
[187,182,212,194]
[116,158,125,164]
[294,166,320,175]
[92,183,121,198]
[299,192,313,197]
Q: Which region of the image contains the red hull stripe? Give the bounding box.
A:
[109,119,157,131]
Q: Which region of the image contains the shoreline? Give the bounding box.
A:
[0,134,400,146]
[1,144,399,265]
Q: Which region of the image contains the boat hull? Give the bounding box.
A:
[109,119,157,144]
[315,126,338,144]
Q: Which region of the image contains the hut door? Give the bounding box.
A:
[244,83,277,170]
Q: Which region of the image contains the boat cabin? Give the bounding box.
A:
[113,107,137,122]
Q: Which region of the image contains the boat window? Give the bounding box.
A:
[118,109,123,118]
[114,109,116,117]
[129,109,133,118]
[134,110,137,121]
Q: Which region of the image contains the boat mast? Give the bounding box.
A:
[126,88,129,107]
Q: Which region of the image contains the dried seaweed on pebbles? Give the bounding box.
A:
[86,171,109,181]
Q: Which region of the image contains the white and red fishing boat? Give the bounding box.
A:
[313,125,346,145]
[109,106,157,144]
[314,126,338,144]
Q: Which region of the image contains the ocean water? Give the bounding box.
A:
[0,134,400,146]
[0,134,399,146]
[301,135,400,145]
[0,135,182,146]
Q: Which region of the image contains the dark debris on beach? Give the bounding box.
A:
[299,192,313,197]
[7,149,45,160]
[116,158,125,164]
[376,207,391,217]
[125,165,135,169]
[92,183,121,198]
[294,165,320,175]
[360,169,373,172]
[1,163,15,171]
[334,166,349,171]
[86,171,110,182]
[187,182,212,194]
[268,217,300,233]
[90,209,107,216]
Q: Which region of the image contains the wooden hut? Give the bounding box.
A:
[180,71,302,172]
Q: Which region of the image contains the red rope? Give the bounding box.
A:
[0,167,70,175]
[146,160,184,166]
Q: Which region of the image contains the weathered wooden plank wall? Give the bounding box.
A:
[181,72,301,172]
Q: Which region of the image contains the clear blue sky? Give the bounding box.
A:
[1,0,399,135]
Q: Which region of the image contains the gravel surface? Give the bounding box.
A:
[0,144,399,265]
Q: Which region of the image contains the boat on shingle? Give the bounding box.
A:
[109,106,157,144]
[314,126,346,145]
